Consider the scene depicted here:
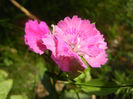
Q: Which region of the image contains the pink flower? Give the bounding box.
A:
[24,16,108,72]
[25,20,51,55]
[53,15,108,70]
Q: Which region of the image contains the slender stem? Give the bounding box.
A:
[74,87,80,99]
[10,0,40,21]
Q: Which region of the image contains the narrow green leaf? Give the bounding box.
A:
[79,79,118,96]
[80,56,91,70]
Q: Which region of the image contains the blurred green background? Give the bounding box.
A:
[0,0,133,99]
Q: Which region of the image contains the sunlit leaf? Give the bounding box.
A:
[0,79,13,99]
[10,95,28,99]
[74,69,91,82]
[0,69,8,81]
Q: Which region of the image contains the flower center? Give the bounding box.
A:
[69,37,80,53]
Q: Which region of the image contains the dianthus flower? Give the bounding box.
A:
[24,16,108,72]
[53,16,108,71]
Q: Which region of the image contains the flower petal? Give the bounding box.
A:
[25,20,50,55]
[84,51,108,67]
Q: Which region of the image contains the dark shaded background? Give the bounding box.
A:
[0,0,133,98]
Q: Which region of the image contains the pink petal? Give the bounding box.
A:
[51,36,87,72]
[24,20,50,55]
[84,51,108,67]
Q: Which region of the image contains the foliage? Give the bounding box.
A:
[0,70,13,99]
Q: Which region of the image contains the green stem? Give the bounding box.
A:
[74,88,80,99]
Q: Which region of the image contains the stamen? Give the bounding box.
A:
[51,24,55,34]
